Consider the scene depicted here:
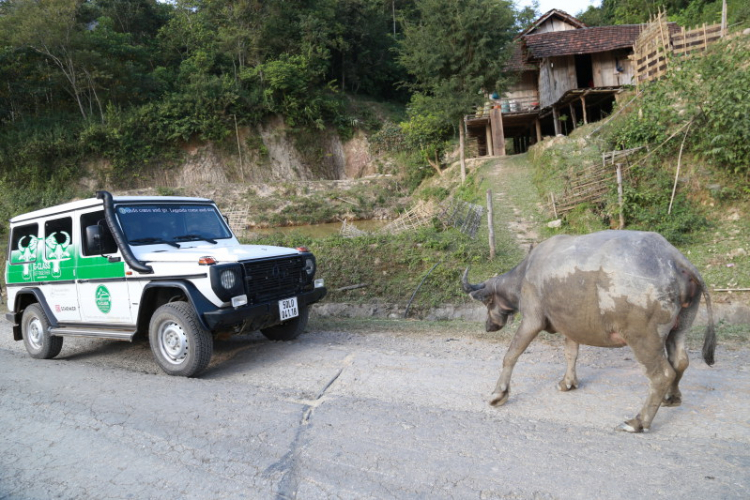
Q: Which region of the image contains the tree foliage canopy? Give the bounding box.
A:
[1,0,744,218]
[579,0,749,27]
[396,0,517,169]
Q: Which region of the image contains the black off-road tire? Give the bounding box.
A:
[21,303,63,359]
[260,306,310,341]
[149,301,213,377]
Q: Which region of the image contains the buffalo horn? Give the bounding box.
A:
[461,267,486,293]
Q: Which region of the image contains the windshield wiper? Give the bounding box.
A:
[173,234,218,244]
[129,237,181,248]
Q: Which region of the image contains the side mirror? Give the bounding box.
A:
[86,222,118,255]
[85,225,104,255]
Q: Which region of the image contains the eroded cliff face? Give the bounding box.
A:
[80,116,379,192]
[255,117,376,181]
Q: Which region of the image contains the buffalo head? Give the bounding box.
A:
[462,267,517,332]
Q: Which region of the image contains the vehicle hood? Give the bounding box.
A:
[132,241,300,263]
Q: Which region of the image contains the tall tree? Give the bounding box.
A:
[397,0,516,181]
[2,0,93,119]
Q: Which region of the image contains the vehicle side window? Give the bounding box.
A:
[44,217,73,262]
[80,210,117,256]
[9,223,39,264]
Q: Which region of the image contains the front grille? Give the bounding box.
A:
[242,256,308,304]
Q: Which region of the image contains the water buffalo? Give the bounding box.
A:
[462,230,716,433]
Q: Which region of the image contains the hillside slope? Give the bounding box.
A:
[312,149,749,331]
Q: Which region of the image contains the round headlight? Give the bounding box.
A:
[220,269,237,289]
[304,257,315,275]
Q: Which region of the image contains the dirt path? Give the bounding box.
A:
[480,154,543,247]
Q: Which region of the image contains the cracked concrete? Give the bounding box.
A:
[1,321,749,499]
[269,353,352,500]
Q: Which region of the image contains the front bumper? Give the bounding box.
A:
[203,286,327,331]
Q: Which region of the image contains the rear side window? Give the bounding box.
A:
[44,217,73,262]
[9,223,39,264]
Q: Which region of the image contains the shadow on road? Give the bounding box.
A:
[44,330,323,379]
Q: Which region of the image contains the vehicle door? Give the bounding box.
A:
[76,209,134,325]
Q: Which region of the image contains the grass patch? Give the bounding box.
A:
[678,197,750,292]
[247,158,532,311]
[249,223,518,309]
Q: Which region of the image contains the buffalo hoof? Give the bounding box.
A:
[616,417,646,433]
[558,379,579,392]
[489,391,509,407]
[662,394,682,407]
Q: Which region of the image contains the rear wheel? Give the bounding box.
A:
[149,302,213,377]
[261,306,309,341]
[21,304,63,359]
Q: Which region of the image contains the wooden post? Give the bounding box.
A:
[581,96,588,124]
[490,107,505,156]
[616,164,625,229]
[487,189,495,260]
[485,123,494,156]
[552,107,561,136]
[703,23,708,49]
[722,0,728,37]
[535,119,542,143]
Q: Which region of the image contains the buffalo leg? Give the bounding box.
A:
[490,318,542,407]
[558,337,580,392]
[617,333,676,433]
[664,303,698,406]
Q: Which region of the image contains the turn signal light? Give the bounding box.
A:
[199,256,217,265]
[296,246,309,253]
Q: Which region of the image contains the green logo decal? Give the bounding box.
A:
[95,285,112,314]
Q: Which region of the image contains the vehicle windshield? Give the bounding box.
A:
[116,203,233,246]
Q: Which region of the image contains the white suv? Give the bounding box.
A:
[5,191,326,376]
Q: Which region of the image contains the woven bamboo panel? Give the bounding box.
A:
[549,148,642,216]
[225,207,249,238]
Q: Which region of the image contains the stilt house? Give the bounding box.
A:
[466,9,652,156]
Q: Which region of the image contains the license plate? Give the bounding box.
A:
[279,297,299,321]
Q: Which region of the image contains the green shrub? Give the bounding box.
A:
[607,36,750,180]
[615,165,708,244]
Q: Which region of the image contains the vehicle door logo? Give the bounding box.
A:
[95,285,112,314]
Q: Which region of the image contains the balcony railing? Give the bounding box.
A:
[466,96,541,120]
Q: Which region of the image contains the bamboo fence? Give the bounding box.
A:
[549,147,643,217]
[633,11,725,87]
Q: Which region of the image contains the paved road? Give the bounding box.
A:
[1,319,749,499]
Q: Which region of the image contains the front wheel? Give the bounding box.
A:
[149,302,213,377]
[261,307,309,341]
[21,304,63,359]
